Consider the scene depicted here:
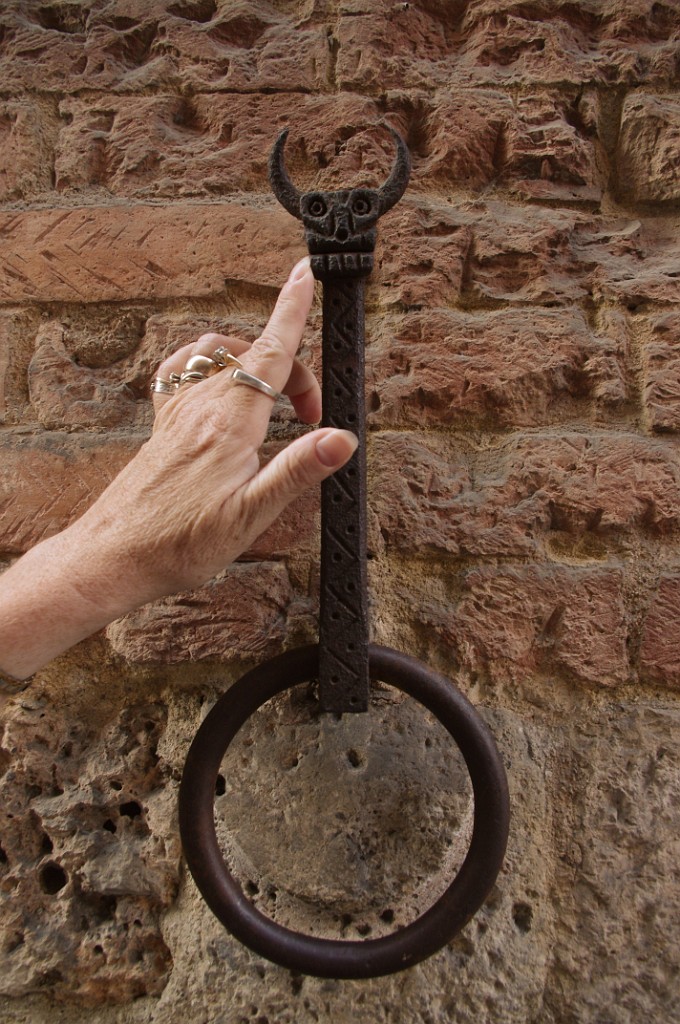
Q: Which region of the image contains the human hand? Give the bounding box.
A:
[76,255,358,607]
[0,257,357,680]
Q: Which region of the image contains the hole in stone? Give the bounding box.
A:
[94,944,104,955]
[103,819,117,834]
[347,749,362,768]
[512,901,533,933]
[0,844,7,864]
[40,832,53,854]
[40,861,67,895]
[380,908,395,923]
[110,780,123,791]
[357,922,371,936]
[215,774,226,796]
[119,800,142,819]
[246,880,259,895]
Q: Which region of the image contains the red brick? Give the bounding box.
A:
[617,93,680,203]
[640,574,680,689]
[106,562,294,664]
[336,0,679,91]
[0,203,303,304]
[28,322,141,430]
[367,307,628,429]
[385,87,602,203]
[0,309,40,425]
[418,565,629,687]
[0,98,58,201]
[56,93,384,198]
[0,433,143,554]
[370,431,680,559]
[642,313,680,433]
[0,3,330,94]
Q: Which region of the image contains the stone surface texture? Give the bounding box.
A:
[0,1,679,1023]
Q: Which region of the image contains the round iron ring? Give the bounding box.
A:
[179,643,510,979]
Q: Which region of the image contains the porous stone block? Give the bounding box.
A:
[0,698,179,1003]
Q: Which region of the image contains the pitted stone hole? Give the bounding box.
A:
[110,780,123,791]
[215,774,226,796]
[40,861,67,895]
[513,901,533,933]
[40,831,53,854]
[214,682,474,939]
[0,844,7,864]
[119,800,142,819]
[103,819,117,834]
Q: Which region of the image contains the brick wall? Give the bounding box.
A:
[0,2,679,1022]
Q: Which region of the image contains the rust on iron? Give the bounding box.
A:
[270,126,410,714]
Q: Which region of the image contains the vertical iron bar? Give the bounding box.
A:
[317,272,369,713]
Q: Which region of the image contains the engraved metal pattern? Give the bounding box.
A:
[319,278,369,712]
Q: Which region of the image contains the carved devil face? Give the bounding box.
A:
[299,189,380,253]
[269,127,410,257]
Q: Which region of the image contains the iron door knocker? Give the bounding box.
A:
[179,126,511,979]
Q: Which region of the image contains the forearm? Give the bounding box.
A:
[0,519,144,680]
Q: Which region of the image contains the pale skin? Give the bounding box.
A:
[0,257,357,703]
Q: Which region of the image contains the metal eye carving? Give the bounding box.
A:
[309,197,327,217]
[352,197,371,216]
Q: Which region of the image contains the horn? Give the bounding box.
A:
[268,129,303,221]
[376,125,411,216]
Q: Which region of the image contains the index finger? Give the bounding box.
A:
[216,256,315,434]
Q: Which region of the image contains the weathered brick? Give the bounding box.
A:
[370,431,680,558]
[617,93,680,203]
[337,0,679,90]
[642,312,680,433]
[28,322,141,430]
[106,562,294,663]
[367,307,628,429]
[0,2,330,94]
[0,433,143,554]
[640,573,680,689]
[417,565,628,687]
[385,87,602,203]
[0,202,303,304]
[56,93,384,198]
[0,309,40,425]
[0,97,58,201]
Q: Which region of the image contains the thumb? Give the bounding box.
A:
[241,428,359,535]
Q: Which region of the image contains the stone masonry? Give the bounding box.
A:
[0,1,679,1022]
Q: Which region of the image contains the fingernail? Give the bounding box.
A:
[316,429,359,468]
[288,255,311,283]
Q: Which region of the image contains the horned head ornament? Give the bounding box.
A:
[269,125,410,268]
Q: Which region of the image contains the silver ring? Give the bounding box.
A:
[150,377,177,395]
[213,347,244,370]
[231,368,282,401]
